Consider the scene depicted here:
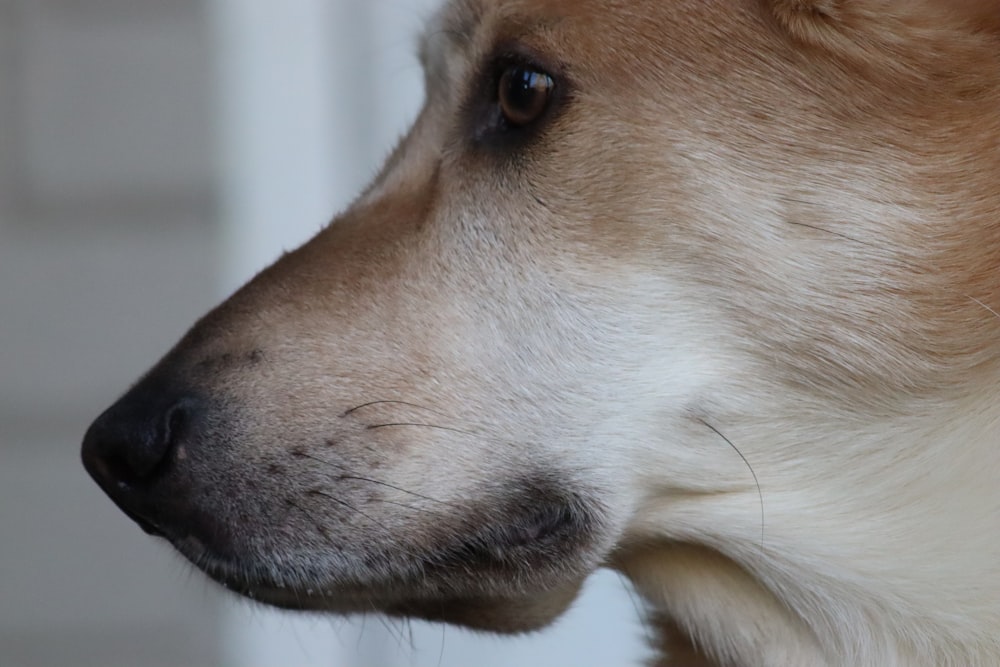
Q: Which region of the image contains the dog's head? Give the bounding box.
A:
[82,0,999,637]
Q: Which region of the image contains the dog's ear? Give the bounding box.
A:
[770,0,1000,53]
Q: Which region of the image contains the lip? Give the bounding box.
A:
[220,580,340,609]
[190,557,394,613]
[133,472,604,621]
[168,514,582,611]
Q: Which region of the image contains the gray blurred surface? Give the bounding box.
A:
[0,2,224,664]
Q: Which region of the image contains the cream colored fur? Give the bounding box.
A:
[83,1,1000,665]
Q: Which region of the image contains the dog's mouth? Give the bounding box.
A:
[80,365,614,632]
[155,485,604,629]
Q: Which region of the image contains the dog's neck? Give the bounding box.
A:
[614,388,1000,667]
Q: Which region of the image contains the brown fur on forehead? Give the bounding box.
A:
[773,0,1000,31]
[771,0,1000,76]
[436,0,1000,405]
[442,0,1000,70]
[433,0,746,79]
[434,0,999,140]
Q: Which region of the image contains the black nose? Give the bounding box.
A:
[81,381,195,533]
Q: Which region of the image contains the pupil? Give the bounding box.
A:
[510,68,540,108]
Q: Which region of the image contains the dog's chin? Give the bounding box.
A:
[180,546,589,634]
[165,490,604,633]
[209,575,585,633]
[384,582,587,633]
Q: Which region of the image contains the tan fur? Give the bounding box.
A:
[83,1,1000,665]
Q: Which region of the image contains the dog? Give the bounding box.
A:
[81,1,1000,665]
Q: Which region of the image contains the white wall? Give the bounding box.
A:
[0,2,224,666]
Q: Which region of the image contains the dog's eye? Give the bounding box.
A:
[497,64,554,128]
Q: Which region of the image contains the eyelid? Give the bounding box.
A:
[464,42,572,148]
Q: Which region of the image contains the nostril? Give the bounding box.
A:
[82,393,195,491]
[160,401,188,463]
[131,398,189,479]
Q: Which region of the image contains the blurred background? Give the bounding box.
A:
[0,1,648,665]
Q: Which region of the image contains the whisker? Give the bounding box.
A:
[342,400,453,419]
[783,218,877,248]
[699,419,765,554]
[373,608,410,651]
[365,422,478,437]
[437,623,447,667]
[357,614,368,654]
[371,496,453,516]
[308,489,387,530]
[284,499,336,608]
[616,571,656,647]
[297,451,455,506]
[288,499,336,548]
[968,295,1000,322]
[306,489,427,561]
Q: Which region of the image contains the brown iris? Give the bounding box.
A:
[497,64,554,128]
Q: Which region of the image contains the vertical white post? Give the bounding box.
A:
[209,0,377,297]
[206,1,376,665]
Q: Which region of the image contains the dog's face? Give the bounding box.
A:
[83,0,1000,648]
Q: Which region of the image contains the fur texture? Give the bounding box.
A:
[82,1,1000,665]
